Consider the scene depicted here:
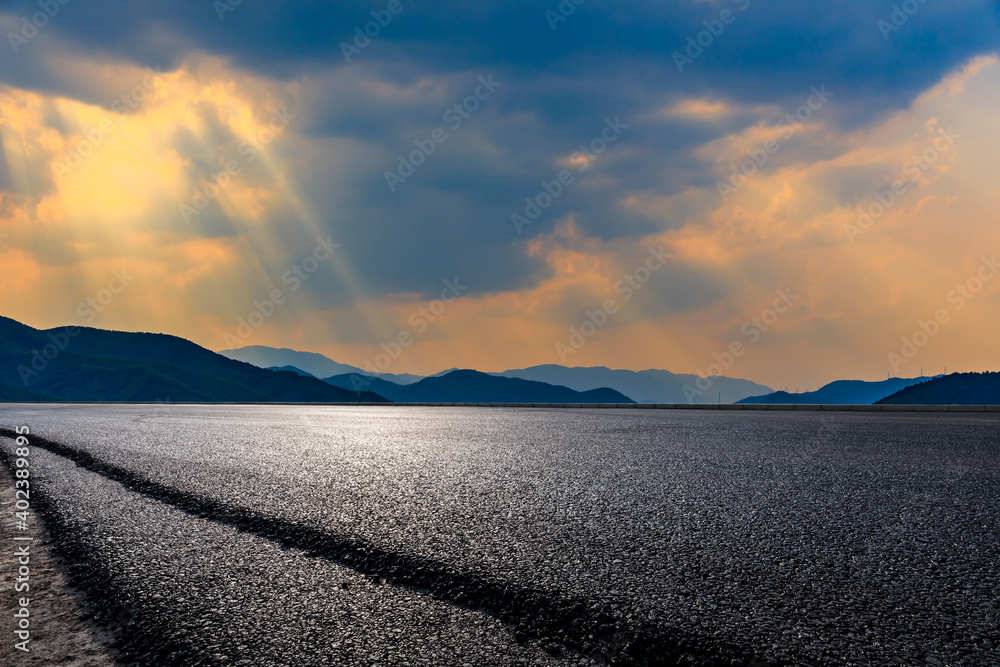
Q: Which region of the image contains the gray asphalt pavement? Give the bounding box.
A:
[1,406,997,666]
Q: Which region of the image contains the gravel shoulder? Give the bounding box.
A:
[0,463,116,666]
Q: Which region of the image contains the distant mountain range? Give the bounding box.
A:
[220,346,424,384]
[0,317,632,404]
[222,346,774,404]
[5,318,997,405]
[325,370,634,404]
[498,365,772,404]
[737,377,933,405]
[877,372,1000,405]
[0,316,385,403]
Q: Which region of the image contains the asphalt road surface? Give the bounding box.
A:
[1,405,998,666]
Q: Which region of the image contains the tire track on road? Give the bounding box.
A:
[0,428,774,666]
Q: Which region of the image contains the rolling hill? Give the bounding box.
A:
[0,316,387,403]
[219,345,425,384]
[876,372,1000,405]
[737,377,932,405]
[325,369,635,403]
[221,347,773,403]
[268,365,316,378]
[498,365,771,404]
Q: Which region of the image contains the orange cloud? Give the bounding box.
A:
[2,53,999,390]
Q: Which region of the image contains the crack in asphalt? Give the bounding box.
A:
[0,428,772,666]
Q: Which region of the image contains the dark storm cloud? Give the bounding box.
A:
[5,0,995,103]
[2,0,997,305]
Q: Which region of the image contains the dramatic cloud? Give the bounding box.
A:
[1,1,998,387]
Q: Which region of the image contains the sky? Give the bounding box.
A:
[0,1,998,390]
